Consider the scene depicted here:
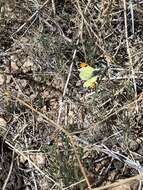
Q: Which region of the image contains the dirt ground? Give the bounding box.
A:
[0,0,143,190]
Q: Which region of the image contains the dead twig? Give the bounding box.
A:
[2,149,15,190]
[123,0,138,112]
[92,173,142,190]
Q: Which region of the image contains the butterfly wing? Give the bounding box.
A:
[83,76,97,88]
[79,66,95,80]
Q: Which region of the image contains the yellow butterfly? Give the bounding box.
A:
[79,63,98,89]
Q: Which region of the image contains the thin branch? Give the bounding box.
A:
[25,137,38,190]
[75,137,143,172]
[51,0,56,15]
[57,38,79,124]
[63,179,86,190]
[2,150,15,190]
[129,0,134,34]
[92,174,142,190]
[123,0,138,112]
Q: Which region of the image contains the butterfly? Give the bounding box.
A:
[79,63,98,89]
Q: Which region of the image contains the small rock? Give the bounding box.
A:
[20,37,29,43]
[35,153,45,165]
[111,184,131,190]
[19,155,27,164]
[30,153,45,165]
[11,55,19,71]
[0,74,5,85]
[11,62,19,72]
[0,117,7,128]
[20,153,45,166]
[23,57,33,68]
[129,140,139,151]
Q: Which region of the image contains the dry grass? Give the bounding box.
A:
[0,0,143,189]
